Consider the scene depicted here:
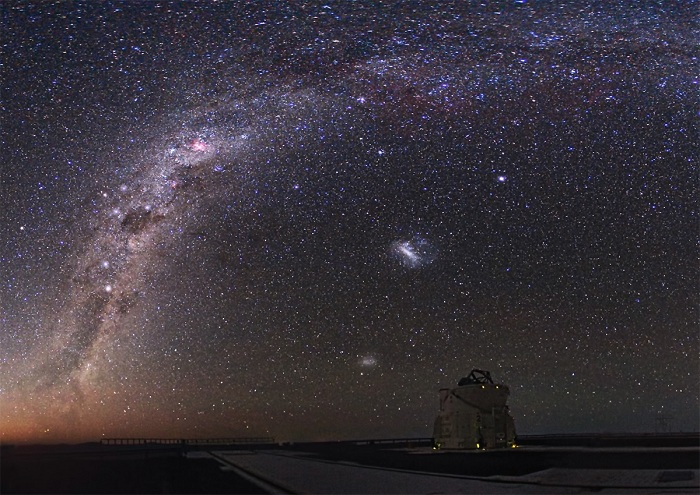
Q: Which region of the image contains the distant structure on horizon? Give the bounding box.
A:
[655,411,674,433]
[433,369,516,450]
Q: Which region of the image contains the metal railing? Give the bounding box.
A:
[100,437,275,446]
[348,437,433,446]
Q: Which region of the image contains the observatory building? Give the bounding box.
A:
[433,369,516,449]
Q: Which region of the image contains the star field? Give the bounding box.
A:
[1,1,698,444]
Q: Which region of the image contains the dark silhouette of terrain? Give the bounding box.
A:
[1,446,265,494]
[2,434,698,494]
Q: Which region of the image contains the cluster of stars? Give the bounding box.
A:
[391,237,436,269]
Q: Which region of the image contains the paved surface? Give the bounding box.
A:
[196,449,699,494]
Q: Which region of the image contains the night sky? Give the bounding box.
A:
[1,1,698,444]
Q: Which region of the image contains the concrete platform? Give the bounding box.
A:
[3,437,698,493]
[203,449,699,494]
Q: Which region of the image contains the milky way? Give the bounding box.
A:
[2,1,698,443]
